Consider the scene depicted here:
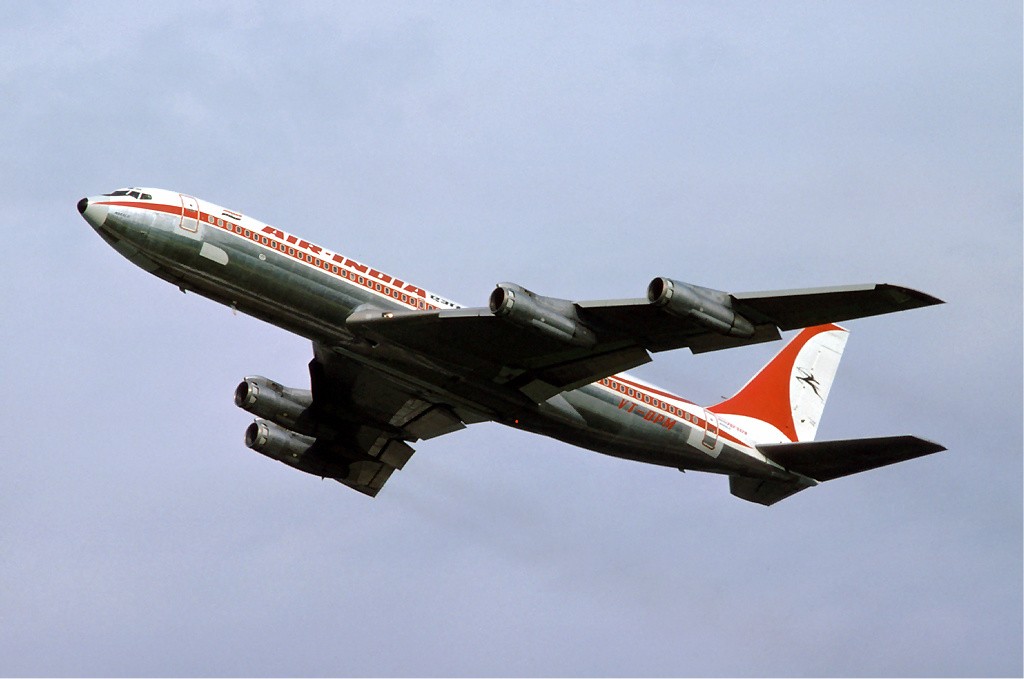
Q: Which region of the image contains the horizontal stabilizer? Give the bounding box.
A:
[758,435,946,482]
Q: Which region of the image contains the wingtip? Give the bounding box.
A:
[879,284,945,308]
[898,435,947,455]
[919,437,948,454]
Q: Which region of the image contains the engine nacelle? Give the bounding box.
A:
[647,277,755,338]
[234,376,315,435]
[244,419,348,478]
[489,283,597,347]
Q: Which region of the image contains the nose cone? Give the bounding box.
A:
[77,196,109,229]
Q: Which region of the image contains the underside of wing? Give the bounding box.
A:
[346,306,653,404]
[586,279,942,353]
[733,284,944,331]
[238,343,471,497]
[306,343,466,496]
[341,278,942,406]
[575,297,783,354]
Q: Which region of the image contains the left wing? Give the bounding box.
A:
[302,343,467,496]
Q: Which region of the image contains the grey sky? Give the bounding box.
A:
[1,2,1021,676]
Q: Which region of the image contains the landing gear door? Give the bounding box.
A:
[702,410,719,450]
[179,194,200,233]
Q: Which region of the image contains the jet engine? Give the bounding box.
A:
[244,419,348,478]
[647,277,755,338]
[234,376,315,435]
[489,282,597,347]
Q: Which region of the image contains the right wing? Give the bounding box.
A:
[732,283,944,332]
[344,280,942,404]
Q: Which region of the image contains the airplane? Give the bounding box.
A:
[78,187,946,505]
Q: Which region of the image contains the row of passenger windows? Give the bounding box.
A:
[602,379,699,422]
[217,220,429,309]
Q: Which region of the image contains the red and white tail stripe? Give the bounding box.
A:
[709,324,849,444]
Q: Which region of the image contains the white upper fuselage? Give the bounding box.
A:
[81,187,462,311]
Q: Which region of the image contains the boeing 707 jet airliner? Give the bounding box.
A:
[79,188,945,505]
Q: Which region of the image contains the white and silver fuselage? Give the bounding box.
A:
[79,188,796,484]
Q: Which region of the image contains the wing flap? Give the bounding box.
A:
[402,405,465,440]
[757,435,946,482]
[340,460,394,496]
[301,343,472,497]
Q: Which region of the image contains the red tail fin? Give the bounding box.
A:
[709,324,849,443]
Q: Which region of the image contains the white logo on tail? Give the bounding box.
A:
[789,328,848,442]
[794,369,823,398]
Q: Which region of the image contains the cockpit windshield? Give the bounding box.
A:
[103,188,152,200]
